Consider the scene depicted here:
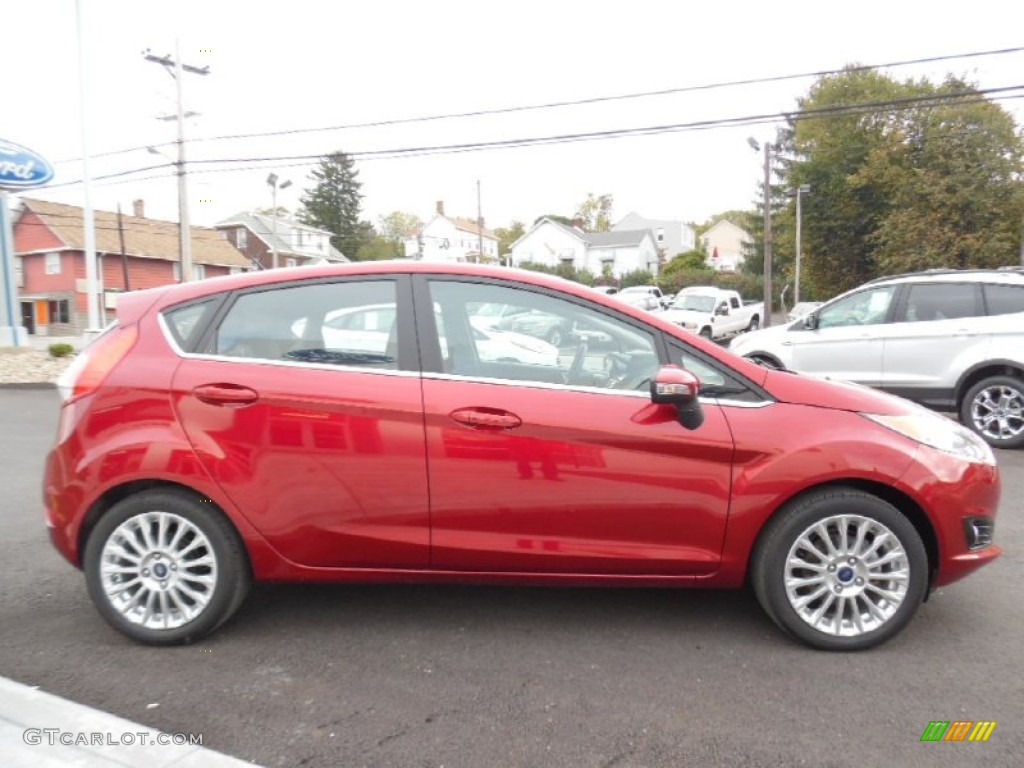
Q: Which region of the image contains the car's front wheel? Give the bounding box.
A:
[84,490,251,645]
[751,488,927,651]
[960,375,1024,449]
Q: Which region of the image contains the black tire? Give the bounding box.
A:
[751,488,927,651]
[699,327,713,339]
[959,375,1024,449]
[83,490,251,645]
[746,315,760,332]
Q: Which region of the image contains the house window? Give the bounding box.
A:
[286,258,297,268]
[296,230,304,248]
[229,267,243,276]
[656,228,665,243]
[237,229,248,249]
[48,299,70,324]
[45,252,61,275]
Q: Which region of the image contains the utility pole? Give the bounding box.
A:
[77,0,101,334]
[761,142,774,327]
[143,43,209,282]
[116,204,131,291]
[795,184,810,306]
[476,180,484,264]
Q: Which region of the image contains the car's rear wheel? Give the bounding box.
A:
[960,375,1024,449]
[699,327,713,339]
[751,488,927,651]
[84,490,251,645]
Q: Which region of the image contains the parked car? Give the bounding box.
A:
[469,302,609,347]
[657,287,764,341]
[730,268,1024,448]
[48,262,1000,651]
[617,285,669,309]
[319,303,559,367]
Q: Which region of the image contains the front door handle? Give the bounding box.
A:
[450,407,522,431]
[193,383,259,407]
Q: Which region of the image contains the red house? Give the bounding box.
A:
[13,197,252,335]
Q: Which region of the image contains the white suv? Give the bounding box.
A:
[730,268,1024,448]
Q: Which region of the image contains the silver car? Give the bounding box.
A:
[730,269,1024,448]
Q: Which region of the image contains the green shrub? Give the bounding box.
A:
[48,343,75,358]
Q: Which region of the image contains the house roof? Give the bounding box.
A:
[215,212,348,262]
[584,229,654,248]
[450,217,498,240]
[17,198,251,269]
[509,217,588,250]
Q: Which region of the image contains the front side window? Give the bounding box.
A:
[428,280,659,392]
[215,280,399,369]
[896,283,980,322]
[817,285,897,329]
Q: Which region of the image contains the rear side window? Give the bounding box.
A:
[898,283,981,322]
[214,280,399,368]
[984,284,1024,316]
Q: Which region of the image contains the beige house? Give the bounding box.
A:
[700,219,751,272]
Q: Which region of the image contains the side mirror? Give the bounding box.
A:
[716,303,729,316]
[650,365,705,430]
[802,313,819,330]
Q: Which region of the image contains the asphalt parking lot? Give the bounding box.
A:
[1,388,1021,768]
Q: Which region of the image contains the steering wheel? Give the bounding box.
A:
[566,342,588,384]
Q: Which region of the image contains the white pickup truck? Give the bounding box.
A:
[657,287,764,341]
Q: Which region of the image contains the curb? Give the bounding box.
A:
[0,382,57,390]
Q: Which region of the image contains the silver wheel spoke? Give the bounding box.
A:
[98,511,218,631]
[784,513,910,638]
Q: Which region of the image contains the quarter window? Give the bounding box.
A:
[215,280,399,369]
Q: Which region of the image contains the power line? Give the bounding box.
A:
[52,45,1024,165]
[42,84,1024,189]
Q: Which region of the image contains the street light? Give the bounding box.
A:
[749,137,775,327]
[267,173,292,269]
[794,184,811,306]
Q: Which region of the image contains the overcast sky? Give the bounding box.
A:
[6,0,1024,235]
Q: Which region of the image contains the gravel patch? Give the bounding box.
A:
[0,348,75,386]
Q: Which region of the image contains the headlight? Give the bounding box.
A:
[862,412,996,465]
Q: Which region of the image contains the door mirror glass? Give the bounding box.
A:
[802,313,818,330]
[650,365,704,430]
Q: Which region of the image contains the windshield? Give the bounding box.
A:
[671,295,716,312]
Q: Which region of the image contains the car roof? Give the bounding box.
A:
[864,267,1024,287]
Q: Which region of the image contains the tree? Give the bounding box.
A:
[377,211,423,243]
[574,193,614,232]
[299,151,367,259]
[494,220,525,258]
[781,68,1024,298]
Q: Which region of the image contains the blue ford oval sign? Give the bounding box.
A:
[0,139,55,189]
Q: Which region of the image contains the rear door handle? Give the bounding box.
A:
[193,383,259,407]
[450,407,522,431]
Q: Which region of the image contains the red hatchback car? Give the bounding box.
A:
[45,263,1001,650]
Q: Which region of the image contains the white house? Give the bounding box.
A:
[613,213,695,259]
[511,218,660,278]
[700,219,751,272]
[403,201,499,263]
